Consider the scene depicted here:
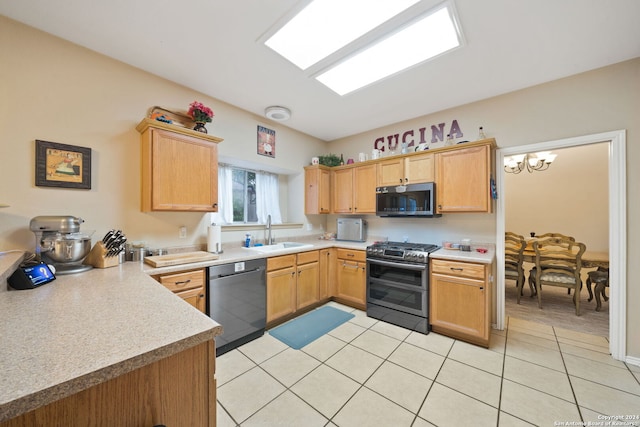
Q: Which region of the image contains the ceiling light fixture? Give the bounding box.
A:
[316,5,461,95]
[504,152,557,174]
[264,0,420,70]
[265,106,291,121]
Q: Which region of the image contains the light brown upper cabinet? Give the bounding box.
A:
[435,142,493,213]
[137,118,223,212]
[377,152,434,187]
[332,164,377,214]
[304,165,331,214]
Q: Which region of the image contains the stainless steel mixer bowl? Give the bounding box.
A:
[42,237,92,263]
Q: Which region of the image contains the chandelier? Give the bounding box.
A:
[504,152,557,174]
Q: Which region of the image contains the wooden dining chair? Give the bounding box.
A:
[528,236,586,315]
[505,232,527,302]
[533,233,577,294]
[534,232,575,241]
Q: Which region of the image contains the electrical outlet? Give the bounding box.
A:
[179,226,187,239]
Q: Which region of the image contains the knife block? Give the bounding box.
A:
[83,241,120,268]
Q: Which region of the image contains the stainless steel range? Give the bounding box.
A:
[366,241,440,334]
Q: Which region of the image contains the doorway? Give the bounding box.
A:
[495,130,627,360]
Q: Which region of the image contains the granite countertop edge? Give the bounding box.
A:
[0,261,221,422]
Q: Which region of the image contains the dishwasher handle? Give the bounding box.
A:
[212,266,265,280]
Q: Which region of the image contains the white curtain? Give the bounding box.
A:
[256,171,283,224]
[216,164,234,224]
[217,165,282,224]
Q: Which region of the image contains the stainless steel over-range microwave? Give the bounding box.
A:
[376,182,441,217]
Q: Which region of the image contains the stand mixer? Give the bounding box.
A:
[30,215,93,275]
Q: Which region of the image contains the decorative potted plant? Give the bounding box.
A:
[187,101,214,133]
[318,153,342,167]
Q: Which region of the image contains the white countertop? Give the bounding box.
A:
[142,238,373,275]
[430,244,496,264]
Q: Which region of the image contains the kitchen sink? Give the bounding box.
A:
[243,242,314,253]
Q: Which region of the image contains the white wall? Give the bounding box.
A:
[0,16,326,251]
[505,143,609,252]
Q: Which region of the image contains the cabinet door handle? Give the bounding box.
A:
[450,268,464,272]
[399,179,403,184]
[342,262,359,269]
[405,178,408,182]
[174,279,192,286]
[291,272,295,277]
[479,287,484,290]
[212,203,218,208]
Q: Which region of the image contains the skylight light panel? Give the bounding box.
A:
[265,0,420,70]
[316,6,460,96]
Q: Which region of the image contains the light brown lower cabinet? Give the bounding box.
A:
[334,249,366,309]
[153,268,206,313]
[267,251,320,324]
[318,248,335,300]
[0,340,216,427]
[430,258,492,347]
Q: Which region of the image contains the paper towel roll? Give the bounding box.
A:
[207,225,223,253]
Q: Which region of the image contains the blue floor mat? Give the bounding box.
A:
[269,306,355,349]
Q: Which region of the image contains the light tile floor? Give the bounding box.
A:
[216,302,640,427]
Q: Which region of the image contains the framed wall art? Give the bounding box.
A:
[257,125,275,158]
[35,140,92,189]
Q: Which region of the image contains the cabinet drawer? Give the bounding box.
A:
[297,250,319,265]
[157,269,205,292]
[431,259,485,280]
[267,254,296,271]
[336,249,365,262]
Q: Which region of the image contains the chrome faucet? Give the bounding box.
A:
[266,214,273,245]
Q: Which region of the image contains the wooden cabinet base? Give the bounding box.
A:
[431,325,490,348]
[1,341,216,427]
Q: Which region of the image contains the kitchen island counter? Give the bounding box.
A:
[0,261,221,422]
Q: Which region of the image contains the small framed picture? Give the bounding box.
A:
[35,140,92,189]
[257,125,275,158]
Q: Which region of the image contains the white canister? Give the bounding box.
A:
[311,156,319,165]
[371,149,381,160]
[358,152,368,162]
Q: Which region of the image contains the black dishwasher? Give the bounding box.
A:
[208,258,266,355]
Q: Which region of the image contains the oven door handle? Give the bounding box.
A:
[367,258,427,271]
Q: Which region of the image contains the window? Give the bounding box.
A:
[218,164,283,225]
[232,168,257,223]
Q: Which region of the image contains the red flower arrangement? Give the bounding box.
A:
[188,101,214,123]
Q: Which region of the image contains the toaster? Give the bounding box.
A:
[336,218,367,242]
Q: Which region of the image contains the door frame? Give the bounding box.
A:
[495,130,626,361]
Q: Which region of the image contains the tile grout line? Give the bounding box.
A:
[495,316,510,426]
[554,323,585,424]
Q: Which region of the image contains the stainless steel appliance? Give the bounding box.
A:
[208,258,266,355]
[30,215,93,275]
[366,241,440,334]
[336,218,366,242]
[376,182,441,217]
